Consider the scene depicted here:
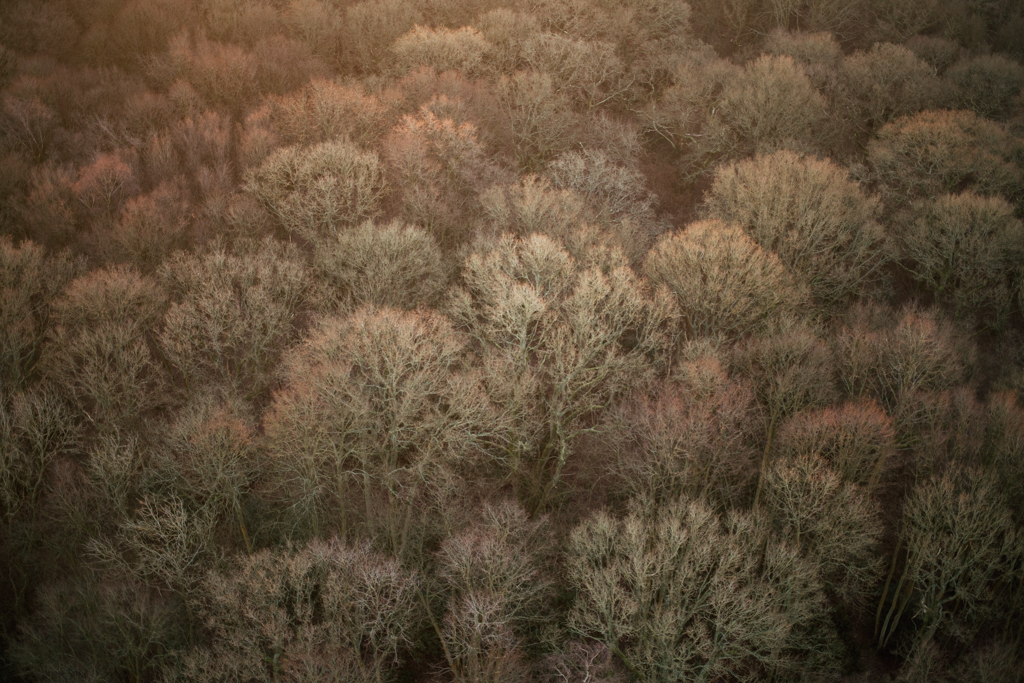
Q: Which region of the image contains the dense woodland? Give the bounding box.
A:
[1,0,1024,680]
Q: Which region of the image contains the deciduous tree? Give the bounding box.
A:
[449,232,673,509]
[645,220,809,340]
[705,150,886,309]
[893,192,1024,327]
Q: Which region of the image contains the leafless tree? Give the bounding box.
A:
[704,150,886,310]
[448,232,673,509]
[645,220,809,340]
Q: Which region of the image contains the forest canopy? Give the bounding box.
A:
[1,0,1023,681]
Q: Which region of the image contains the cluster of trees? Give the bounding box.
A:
[1,0,1023,681]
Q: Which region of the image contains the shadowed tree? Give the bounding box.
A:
[837,43,942,134]
[1,387,79,524]
[945,53,1024,120]
[762,454,883,606]
[171,539,420,683]
[868,109,1024,207]
[159,239,311,400]
[0,237,81,387]
[876,467,1021,670]
[431,501,552,683]
[892,192,1024,327]
[642,53,829,177]
[40,264,169,431]
[776,398,897,489]
[9,570,183,683]
[264,306,492,556]
[607,353,760,508]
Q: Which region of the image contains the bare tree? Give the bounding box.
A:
[607,354,760,508]
[520,33,630,109]
[172,539,420,683]
[159,239,311,400]
[730,318,837,506]
[868,109,1024,207]
[837,43,943,134]
[40,264,169,430]
[834,305,972,415]
[1,388,79,523]
[246,78,389,156]
[893,192,1024,328]
[341,0,422,74]
[265,306,492,556]
[391,25,493,77]
[101,181,193,273]
[642,54,829,176]
[448,232,673,509]
[945,53,1024,120]
[0,237,81,387]
[314,219,447,312]
[704,150,886,310]
[497,70,577,172]
[645,220,809,340]
[10,570,182,683]
[244,139,385,243]
[567,497,841,682]
[432,501,552,683]
[876,468,1019,666]
[383,104,501,249]
[762,454,883,606]
[154,391,260,554]
[776,399,897,489]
